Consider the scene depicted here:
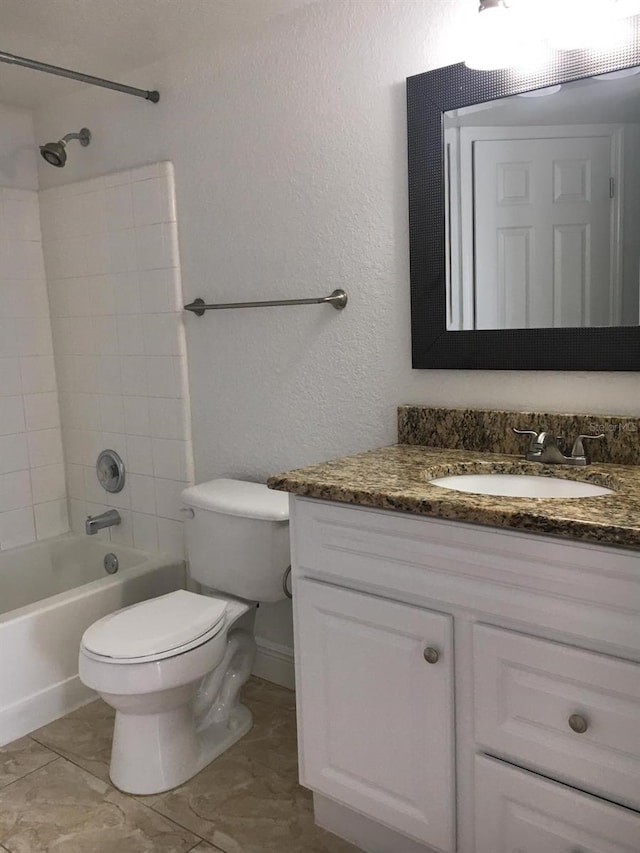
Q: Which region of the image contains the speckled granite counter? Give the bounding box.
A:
[267,444,640,551]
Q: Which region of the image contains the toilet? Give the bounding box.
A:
[78,478,290,795]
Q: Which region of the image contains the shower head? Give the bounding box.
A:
[39,127,91,168]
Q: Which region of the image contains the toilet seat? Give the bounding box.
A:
[81,590,228,664]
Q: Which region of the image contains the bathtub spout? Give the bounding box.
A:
[85,509,121,535]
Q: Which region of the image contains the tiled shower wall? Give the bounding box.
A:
[0,187,67,550]
[39,162,193,559]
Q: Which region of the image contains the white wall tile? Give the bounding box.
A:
[142,314,183,356]
[24,392,60,430]
[99,394,125,433]
[154,478,188,520]
[116,315,145,355]
[0,507,35,550]
[34,499,69,539]
[123,396,150,436]
[66,463,85,500]
[110,508,133,546]
[41,165,192,555]
[132,511,158,551]
[0,358,22,395]
[129,473,156,513]
[139,268,182,313]
[126,434,154,475]
[148,397,188,440]
[0,434,29,474]
[27,428,64,468]
[0,320,18,357]
[112,272,141,315]
[120,356,147,396]
[20,356,57,394]
[157,517,184,559]
[132,177,176,226]
[32,463,66,504]
[0,470,32,511]
[152,438,191,481]
[0,396,26,435]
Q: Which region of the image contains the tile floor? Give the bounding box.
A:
[0,678,360,853]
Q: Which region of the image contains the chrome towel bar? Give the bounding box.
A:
[184,289,347,315]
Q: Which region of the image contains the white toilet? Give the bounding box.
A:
[78,478,290,795]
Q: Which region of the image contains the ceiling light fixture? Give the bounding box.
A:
[465,0,529,70]
[464,0,639,71]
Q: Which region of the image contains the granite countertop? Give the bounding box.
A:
[267,444,640,550]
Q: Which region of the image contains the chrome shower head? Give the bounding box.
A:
[39,127,91,168]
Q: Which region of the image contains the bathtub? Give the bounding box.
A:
[0,533,185,746]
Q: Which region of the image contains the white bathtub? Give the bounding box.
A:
[0,533,185,745]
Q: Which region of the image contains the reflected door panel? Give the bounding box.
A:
[472,132,616,330]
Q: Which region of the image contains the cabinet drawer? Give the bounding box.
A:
[475,754,640,853]
[474,624,640,810]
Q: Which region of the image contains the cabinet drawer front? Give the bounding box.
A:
[475,755,640,853]
[474,624,640,810]
[295,578,455,852]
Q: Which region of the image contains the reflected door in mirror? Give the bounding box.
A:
[447,126,623,330]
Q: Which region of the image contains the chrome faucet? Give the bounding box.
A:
[512,428,604,466]
[85,509,121,535]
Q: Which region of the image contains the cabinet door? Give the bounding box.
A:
[294,578,454,852]
[475,755,640,852]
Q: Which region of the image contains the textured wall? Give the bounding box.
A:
[32,0,640,649]
[40,163,193,558]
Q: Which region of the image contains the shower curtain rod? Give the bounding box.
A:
[0,50,159,102]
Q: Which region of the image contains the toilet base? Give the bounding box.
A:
[110,702,253,795]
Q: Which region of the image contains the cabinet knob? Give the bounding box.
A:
[568,714,589,734]
[423,647,440,664]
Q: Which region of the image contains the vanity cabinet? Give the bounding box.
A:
[290,497,640,853]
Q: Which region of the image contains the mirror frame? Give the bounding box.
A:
[407,19,640,370]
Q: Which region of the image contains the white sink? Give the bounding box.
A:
[429,473,613,499]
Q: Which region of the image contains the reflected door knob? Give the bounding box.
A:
[423,647,440,664]
[568,714,589,734]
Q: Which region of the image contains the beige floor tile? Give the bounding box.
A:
[187,845,218,852]
[0,738,57,790]
[150,754,358,853]
[0,757,199,853]
[241,677,296,712]
[30,699,114,782]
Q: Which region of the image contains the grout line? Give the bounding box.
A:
[0,754,61,793]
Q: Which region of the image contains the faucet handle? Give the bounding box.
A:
[512,427,540,449]
[571,433,605,460]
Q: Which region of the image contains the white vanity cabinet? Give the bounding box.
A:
[289,496,640,853]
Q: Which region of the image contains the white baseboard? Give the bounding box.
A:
[252,637,295,690]
[0,675,96,746]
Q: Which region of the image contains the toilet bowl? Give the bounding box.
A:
[78,478,290,795]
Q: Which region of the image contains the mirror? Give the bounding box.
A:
[445,72,640,331]
[407,19,640,370]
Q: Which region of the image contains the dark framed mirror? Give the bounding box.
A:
[407,17,640,369]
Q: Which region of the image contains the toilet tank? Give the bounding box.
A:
[181,479,290,603]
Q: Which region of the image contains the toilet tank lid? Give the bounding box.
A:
[181,478,289,520]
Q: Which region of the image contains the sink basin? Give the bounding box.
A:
[429,473,614,499]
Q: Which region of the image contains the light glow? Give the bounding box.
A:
[464,0,639,71]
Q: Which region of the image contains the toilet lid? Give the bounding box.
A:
[81,590,228,660]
